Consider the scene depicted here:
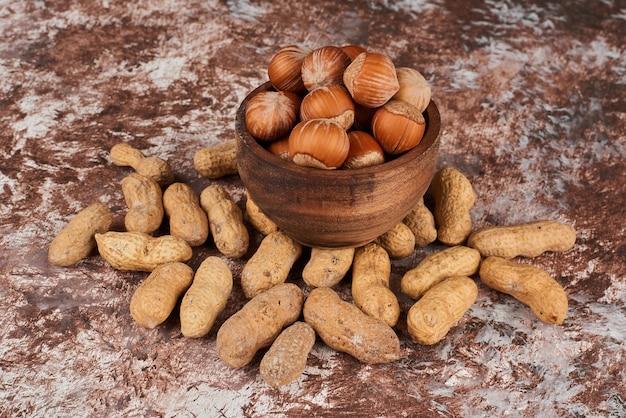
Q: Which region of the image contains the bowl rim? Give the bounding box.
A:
[236,81,441,178]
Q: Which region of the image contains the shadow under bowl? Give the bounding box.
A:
[236,82,441,249]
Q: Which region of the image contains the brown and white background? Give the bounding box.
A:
[1,0,625,417]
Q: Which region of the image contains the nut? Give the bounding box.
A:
[259,321,316,387]
[180,256,233,338]
[402,197,437,248]
[194,141,238,179]
[303,287,402,364]
[371,99,426,154]
[289,118,350,169]
[375,222,415,259]
[163,182,209,247]
[109,143,174,187]
[392,67,431,113]
[401,245,481,300]
[351,242,400,327]
[95,231,193,272]
[48,203,113,267]
[244,90,301,141]
[216,283,304,368]
[467,220,576,259]
[267,45,311,94]
[240,231,303,299]
[342,131,385,169]
[431,167,475,245]
[267,136,291,160]
[341,44,367,61]
[343,51,399,108]
[200,184,249,259]
[301,247,355,288]
[300,85,355,130]
[300,45,351,91]
[407,275,478,345]
[121,173,164,234]
[129,262,194,329]
[245,190,278,236]
[479,256,568,324]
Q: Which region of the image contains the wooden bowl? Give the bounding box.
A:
[236,82,441,249]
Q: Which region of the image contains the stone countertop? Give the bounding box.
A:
[1,1,625,417]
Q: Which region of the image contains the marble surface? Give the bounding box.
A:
[1,1,625,417]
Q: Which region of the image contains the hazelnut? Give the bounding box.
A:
[342,131,385,169]
[267,136,291,160]
[300,85,355,130]
[343,51,399,108]
[392,67,431,113]
[268,45,311,95]
[245,90,301,142]
[300,46,351,91]
[341,44,367,61]
[371,99,425,155]
[289,119,350,169]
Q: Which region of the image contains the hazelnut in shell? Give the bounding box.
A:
[289,119,350,169]
[341,44,367,61]
[342,131,385,169]
[268,45,311,95]
[371,99,425,155]
[300,85,355,130]
[343,51,399,108]
[245,90,301,142]
[268,136,291,160]
[301,46,351,91]
[392,67,431,113]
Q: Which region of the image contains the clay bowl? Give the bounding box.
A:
[236,82,441,249]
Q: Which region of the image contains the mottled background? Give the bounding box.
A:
[1,0,625,417]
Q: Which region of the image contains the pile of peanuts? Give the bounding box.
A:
[49,138,577,388]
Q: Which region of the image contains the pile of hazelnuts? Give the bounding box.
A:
[244,44,432,170]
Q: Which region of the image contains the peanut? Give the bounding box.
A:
[110,143,174,187]
[48,203,113,266]
[216,283,304,368]
[403,197,437,248]
[431,167,475,245]
[375,222,415,259]
[121,173,164,234]
[303,287,402,364]
[351,243,400,327]
[200,185,249,259]
[479,256,568,324]
[468,220,576,259]
[95,231,192,272]
[129,262,194,329]
[245,191,278,236]
[240,231,302,299]
[401,245,481,300]
[194,141,238,179]
[407,275,478,345]
[180,256,233,338]
[163,182,209,247]
[301,247,354,288]
[259,321,316,387]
